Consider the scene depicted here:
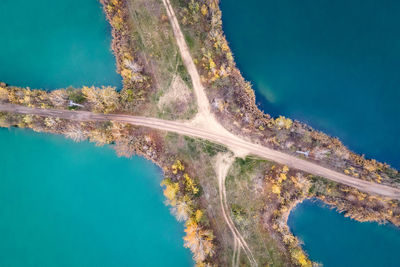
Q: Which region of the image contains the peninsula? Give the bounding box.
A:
[1,0,399,266]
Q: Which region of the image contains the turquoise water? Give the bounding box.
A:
[221,1,400,266]
[220,0,400,169]
[0,0,193,265]
[0,127,193,266]
[0,0,121,89]
[288,200,400,267]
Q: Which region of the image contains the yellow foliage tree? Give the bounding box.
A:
[111,14,124,30]
[99,86,119,113]
[291,249,312,267]
[272,184,281,195]
[22,115,34,127]
[88,128,113,146]
[184,220,215,263]
[201,4,208,16]
[161,178,180,206]
[172,160,185,174]
[194,209,203,222]
[279,173,287,182]
[121,68,133,80]
[275,116,293,130]
[184,173,199,195]
[0,87,9,101]
[282,165,289,173]
[82,86,119,113]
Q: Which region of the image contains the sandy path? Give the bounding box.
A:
[156,0,400,199]
[232,237,238,267]
[161,0,210,116]
[1,103,400,200]
[160,0,250,157]
[215,154,257,266]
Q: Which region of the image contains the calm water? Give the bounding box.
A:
[221,1,400,266]
[288,200,400,267]
[0,128,193,266]
[0,0,190,265]
[0,0,121,89]
[220,0,400,169]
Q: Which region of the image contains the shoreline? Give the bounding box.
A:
[168,1,399,187]
[0,0,399,266]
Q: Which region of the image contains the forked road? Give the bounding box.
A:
[158,0,400,200]
[1,103,400,201]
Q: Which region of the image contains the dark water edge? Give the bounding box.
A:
[0,127,193,266]
[220,1,400,266]
[288,199,400,267]
[220,0,400,169]
[0,0,122,90]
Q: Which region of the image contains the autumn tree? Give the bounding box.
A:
[0,86,9,102]
[184,219,215,263]
[49,89,68,107]
[82,86,119,113]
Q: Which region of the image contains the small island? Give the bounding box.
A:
[1,0,399,266]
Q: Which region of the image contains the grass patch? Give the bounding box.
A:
[125,0,196,119]
[225,158,290,266]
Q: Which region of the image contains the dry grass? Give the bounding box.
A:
[225,158,293,266]
[125,0,196,119]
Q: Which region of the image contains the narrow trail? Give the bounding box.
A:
[161,0,210,116]
[232,237,238,267]
[215,154,258,267]
[2,103,400,201]
[158,0,400,201]
[0,0,399,232]
[160,0,249,157]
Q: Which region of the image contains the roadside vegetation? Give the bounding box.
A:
[1,0,400,266]
[101,0,197,119]
[168,0,400,188]
[225,156,400,266]
[226,158,312,266]
[0,101,233,265]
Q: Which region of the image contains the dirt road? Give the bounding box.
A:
[161,0,211,116]
[215,154,257,266]
[1,103,400,200]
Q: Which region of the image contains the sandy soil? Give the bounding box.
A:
[157,74,191,109]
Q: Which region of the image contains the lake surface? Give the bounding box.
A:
[0,0,121,89]
[288,200,400,267]
[0,128,193,266]
[221,1,400,266]
[220,0,400,169]
[0,0,190,265]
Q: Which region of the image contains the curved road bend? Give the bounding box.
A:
[1,103,400,200]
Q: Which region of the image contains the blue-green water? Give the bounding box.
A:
[0,0,191,265]
[0,0,121,89]
[0,128,193,266]
[288,200,400,267]
[1,0,400,265]
[220,0,400,169]
[220,1,400,266]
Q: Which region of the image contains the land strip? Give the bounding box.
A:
[161,0,211,116]
[215,154,257,266]
[2,103,400,200]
